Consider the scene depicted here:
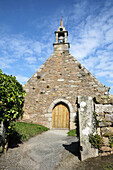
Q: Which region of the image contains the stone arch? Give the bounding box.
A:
[48,98,73,113]
[47,98,75,129]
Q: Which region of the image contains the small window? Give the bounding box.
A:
[60,28,63,31]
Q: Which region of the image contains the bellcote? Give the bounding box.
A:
[53,19,70,53]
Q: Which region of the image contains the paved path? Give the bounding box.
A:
[0,130,80,170]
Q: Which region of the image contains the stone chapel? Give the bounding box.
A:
[23,19,109,129]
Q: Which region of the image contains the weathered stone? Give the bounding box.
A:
[95,95,113,104]
[97,112,105,116]
[57,79,64,82]
[101,147,112,152]
[45,114,52,118]
[78,96,98,161]
[99,121,112,127]
[97,128,101,135]
[101,127,113,136]
[93,85,98,87]
[25,89,29,93]
[95,104,113,113]
[96,115,104,121]
[100,152,111,156]
[48,118,52,122]
[105,114,113,122]
[23,114,30,119]
[33,73,37,77]
[109,95,113,104]
[40,81,46,83]
[71,85,77,88]
[102,137,109,146]
[68,80,75,83]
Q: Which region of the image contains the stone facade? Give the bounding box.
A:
[95,95,113,156]
[23,20,109,129]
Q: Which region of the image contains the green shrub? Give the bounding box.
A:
[89,133,103,149]
[109,137,113,148]
[0,69,26,135]
[94,112,100,128]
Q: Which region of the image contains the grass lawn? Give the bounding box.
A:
[9,122,49,147]
[67,129,77,136]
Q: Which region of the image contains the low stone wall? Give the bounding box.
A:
[95,95,113,156]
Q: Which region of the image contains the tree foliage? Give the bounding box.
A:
[0,69,26,135]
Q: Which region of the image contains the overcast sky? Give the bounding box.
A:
[0,0,113,94]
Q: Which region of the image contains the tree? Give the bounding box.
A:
[0,69,26,135]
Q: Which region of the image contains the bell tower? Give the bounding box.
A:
[53,19,70,53]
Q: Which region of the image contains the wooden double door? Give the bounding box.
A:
[52,103,69,129]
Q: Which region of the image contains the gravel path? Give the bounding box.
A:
[0,130,80,170]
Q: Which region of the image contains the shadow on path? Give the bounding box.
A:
[8,131,22,149]
[63,141,81,160]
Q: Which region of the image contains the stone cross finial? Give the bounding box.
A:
[60,18,63,27]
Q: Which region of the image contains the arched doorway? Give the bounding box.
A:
[52,102,69,129]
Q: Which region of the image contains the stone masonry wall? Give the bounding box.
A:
[23,51,109,129]
[95,95,113,156]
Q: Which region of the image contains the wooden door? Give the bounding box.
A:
[52,103,69,128]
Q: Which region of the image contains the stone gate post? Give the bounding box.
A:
[78,96,98,161]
